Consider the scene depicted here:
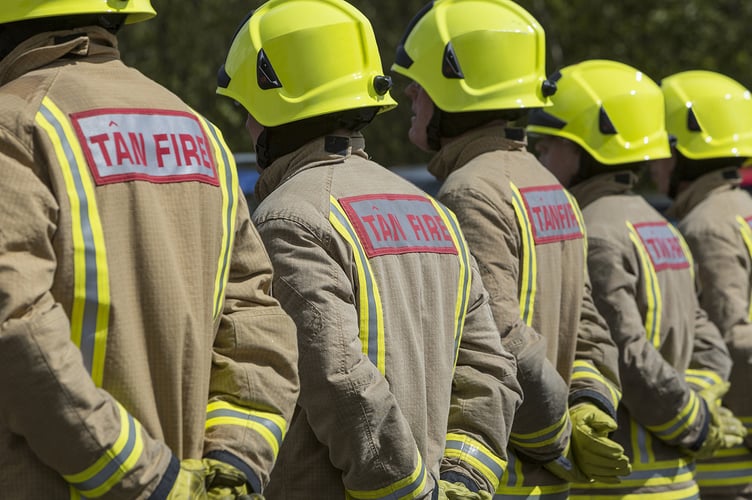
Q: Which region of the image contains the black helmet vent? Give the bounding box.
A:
[599,106,618,135]
[257,49,282,90]
[687,106,702,132]
[442,42,464,79]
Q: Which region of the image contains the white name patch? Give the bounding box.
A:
[633,222,689,271]
[71,108,219,186]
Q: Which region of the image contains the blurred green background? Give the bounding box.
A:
[119,0,752,169]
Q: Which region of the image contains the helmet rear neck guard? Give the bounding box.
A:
[662,70,752,160]
[527,59,671,165]
[391,0,555,113]
[216,0,397,128]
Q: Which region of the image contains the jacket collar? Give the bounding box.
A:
[569,170,637,209]
[666,167,741,220]
[427,124,524,181]
[254,132,368,202]
[0,26,118,85]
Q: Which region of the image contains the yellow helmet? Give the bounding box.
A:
[0,0,155,25]
[217,0,397,127]
[527,59,671,165]
[391,0,555,112]
[661,70,752,160]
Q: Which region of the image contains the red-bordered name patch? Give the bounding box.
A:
[70,108,219,186]
[519,185,583,244]
[339,194,458,258]
[633,221,689,271]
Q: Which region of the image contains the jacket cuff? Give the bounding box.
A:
[688,398,711,452]
[148,455,179,500]
[440,470,480,493]
[569,390,617,420]
[204,450,261,494]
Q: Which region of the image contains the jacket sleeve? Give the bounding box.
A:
[587,235,709,450]
[682,225,750,446]
[203,194,300,494]
[439,189,570,464]
[569,268,622,418]
[440,257,523,493]
[255,216,435,499]
[0,137,175,498]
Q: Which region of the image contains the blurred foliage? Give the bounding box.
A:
[119,0,752,168]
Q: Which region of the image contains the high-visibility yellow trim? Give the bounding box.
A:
[206,400,287,458]
[684,368,723,390]
[571,360,622,408]
[510,182,538,326]
[627,222,662,348]
[736,215,752,320]
[346,452,427,499]
[495,484,570,498]
[197,115,238,321]
[570,482,699,499]
[444,433,506,490]
[63,404,144,497]
[36,97,110,386]
[646,390,700,441]
[667,223,694,281]
[329,196,386,374]
[430,199,471,368]
[510,411,569,449]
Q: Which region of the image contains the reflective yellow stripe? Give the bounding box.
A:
[63,404,144,497]
[627,222,662,348]
[36,97,110,386]
[631,418,657,464]
[445,433,506,490]
[571,360,621,408]
[684,369,723,390]
[495,484,570,499]
[736,215,752,320]
[346,452,427,500]
[564,190,587,253]
[510,411,569,449]
[205,401,287,459]
[646,390,701,441]
[196,116,238,321]
[510,183,537,325]
[430,199,471,367]
[570,483,698,500]
[329,196,386,374]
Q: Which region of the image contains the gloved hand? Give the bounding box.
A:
[542,444,591,484]
[569,403,631,483]
[683,383,746,459]
[437,480,493,500]
[203,459,251,500]
[166,459,209,499]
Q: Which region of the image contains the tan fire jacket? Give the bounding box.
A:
[429,126,621,499]
[0,28,299,498]
[569,171,731,499]
[667,168,752,498]
[253,135,522,498]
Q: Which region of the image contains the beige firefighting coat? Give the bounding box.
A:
[252,134,523,498]
[666,167,752,499]
[429,126,621,499]
[569,171,732,499]
[0,28,299,498]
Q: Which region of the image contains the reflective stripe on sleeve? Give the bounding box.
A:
[627,222,663,348]
[571,360,622,409]
[329,196,386,375]
[346,452,428,500]
[510,183,537,326]
[444,433,506,490]
[735,215,752,321]
[509,410,569,449]
[35,97,111,386]
[205,401,287,459]
[194,115,238,321]
[63,403,145,497]
[645,390,702,442]
[684,369,723,390]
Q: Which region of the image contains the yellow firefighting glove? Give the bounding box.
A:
[437,480,493,500]
[569,403,631,483]
[166,459,209,499]
[683,383,746,459]
[203,459,251,500]
[542,443,591,484]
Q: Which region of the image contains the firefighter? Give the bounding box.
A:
[391,1,629,498]
[0,1,299,498]
[653,69,752,499]
[216,0,523,499]
[527,58,745,498]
